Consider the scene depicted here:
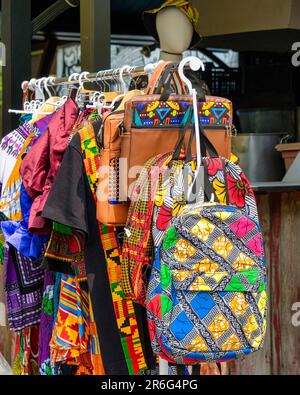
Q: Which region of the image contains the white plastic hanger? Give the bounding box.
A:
[86,91,106,107]
[178,56,205,172]
[75,71,90,105]
[178,56,205,202]
[44,76,67,108]
[8,78,45,115]
[102,70,111,92]
[63,72,80,97]
[35,78,46,103]
[101,65,132,110]
[43,77,53,98]
[86,92,107,116]
[68,72,80,86]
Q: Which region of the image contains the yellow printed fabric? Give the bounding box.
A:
[146,0,199,29]
[0,126,36,220]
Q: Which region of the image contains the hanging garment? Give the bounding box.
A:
[0,114,54,222]
[0,123,33,199]
[12,325,39,375]
[121,152,172,305]
[38,271,55,375]
[20,98,79,234]
[0,115,55,332]
[79,124,154,375]
[3,244,44,331]
[43,222,87,282]
[0,124,36,221]
[1,184,49,260]
[42,122,154,374]
[49,273,93,372]
[0,114,53,264]
[0,213,7,335]
[0,213,6,265]
[48,270,104,376]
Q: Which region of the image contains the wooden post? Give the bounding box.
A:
[37,36,58,78]
[80,0,111,72]
[1,0,32,135]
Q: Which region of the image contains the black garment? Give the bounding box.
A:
[42,128,155,374]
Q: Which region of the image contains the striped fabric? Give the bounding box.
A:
[121,152,172,305]
[50,273,93,372]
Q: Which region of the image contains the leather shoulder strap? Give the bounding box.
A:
[145,61,172,95]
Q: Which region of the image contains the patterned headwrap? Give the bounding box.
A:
[143,0,201,49]
[146,0,199,31]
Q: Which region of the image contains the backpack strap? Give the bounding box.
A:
[145,61,188,96]
[145,61,172,95]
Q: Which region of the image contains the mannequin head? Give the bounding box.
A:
[156,6,194,61]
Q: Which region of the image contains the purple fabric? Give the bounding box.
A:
[4,246,43,331]
[38,271,55,374]
[34,114,54,133]
[1,114,54,331]
[30,113,54,147]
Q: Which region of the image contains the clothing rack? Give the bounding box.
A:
[25,63,162,90]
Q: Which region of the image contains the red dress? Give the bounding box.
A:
[20,98,79,234]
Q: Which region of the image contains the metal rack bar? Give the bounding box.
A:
[26,63,161,89]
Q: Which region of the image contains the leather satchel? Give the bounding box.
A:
[96,62,178,226]
[96,62,233,226]
[121,94,232,195]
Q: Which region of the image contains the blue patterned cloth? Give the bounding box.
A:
[1,184,49,260]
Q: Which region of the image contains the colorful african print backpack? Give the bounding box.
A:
[146,154,268,365]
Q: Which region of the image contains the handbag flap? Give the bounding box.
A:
[124,95,232,132]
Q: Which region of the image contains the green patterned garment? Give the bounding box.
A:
[0,213,8,265]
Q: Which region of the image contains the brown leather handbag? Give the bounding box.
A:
[96,62,233,226]
[121,94,232,195]
[96,61,178,226]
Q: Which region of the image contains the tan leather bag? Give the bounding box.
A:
[121,94,232,194]
[96,61,178,226]
[97,62,232,226]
